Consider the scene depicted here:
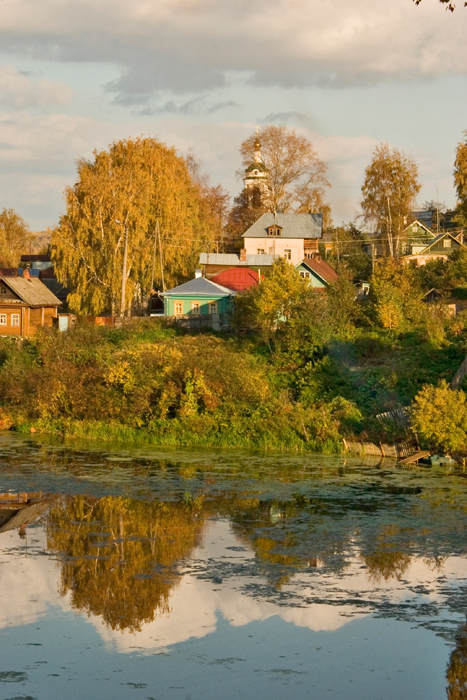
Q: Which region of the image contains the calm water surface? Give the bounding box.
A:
[1,433,467,700]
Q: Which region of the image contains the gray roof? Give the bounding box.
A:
[199,253,278,267]
[161,276,233,297]
[0,276,61,306]
[242,213,323,239]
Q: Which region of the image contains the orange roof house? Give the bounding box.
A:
[0,270,60,337]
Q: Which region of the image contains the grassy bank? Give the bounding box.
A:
[1,305,466,453]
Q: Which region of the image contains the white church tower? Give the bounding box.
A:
[242,131,268,193]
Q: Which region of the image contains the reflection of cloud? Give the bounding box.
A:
[0,65,72,109]
[0,529,59,628]
[1,519,466,659]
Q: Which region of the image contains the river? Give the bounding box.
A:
[0,432,466,699]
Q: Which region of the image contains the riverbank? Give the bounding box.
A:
[0,316,466,455]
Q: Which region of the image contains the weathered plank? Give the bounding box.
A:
[398,450,431,465]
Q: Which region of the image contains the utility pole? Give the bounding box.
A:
[120,225,128,317]
[157,220,165,292]
[148,225,158,315]
[371,243,375,274]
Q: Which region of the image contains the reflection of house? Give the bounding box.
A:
[403,232,466,265]
[161,274,234,318]
[0,270,61,337]
[241,213,323,266]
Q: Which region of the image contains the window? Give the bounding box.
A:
[209,301,218,315]
[267,226,281,237]
[257,249,265,255]
[191,301,200,315]
[174,301,183,316]
[0,314,6,325]
[443,238,451,248]
[0,287,6,295]
[299,271,311,279]
[284,249,291,260]
[11,314,19,327]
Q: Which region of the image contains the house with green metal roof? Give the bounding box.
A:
[160,275,234,318]
[403,231,466,264]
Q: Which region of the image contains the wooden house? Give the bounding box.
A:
[295,258,338,288]
[403,232,466,265]
[0,270,61,337]
[161,275,234,317]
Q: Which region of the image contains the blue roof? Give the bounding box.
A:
[161,276,233,297]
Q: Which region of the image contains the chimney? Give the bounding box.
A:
[195,268,202,278]
[240,248,247,262]
[23,268,30,280]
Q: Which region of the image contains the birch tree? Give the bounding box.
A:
[239,125,331,225]
[52,137,226,315]
[454,131,467,225]
[0,208,34,267]
[361,144,421,257]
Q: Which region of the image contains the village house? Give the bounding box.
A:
[241,212,323,266]
[295,258,339,288]
[402,231,466,265]
[0,269,61,337]
[160,273,234,329]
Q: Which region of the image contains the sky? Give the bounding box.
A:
[0,0,467,231]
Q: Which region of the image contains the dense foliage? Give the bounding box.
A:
[1,253,467,453]
[52,137,227,316]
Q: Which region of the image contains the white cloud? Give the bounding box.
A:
[0,65,72,109]
[0,0,466,100]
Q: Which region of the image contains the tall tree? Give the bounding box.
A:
[0,208,34,267]
[239,125,331,225]
[52,137,226,316]
[454,131,467,226]
[361,143,421,257]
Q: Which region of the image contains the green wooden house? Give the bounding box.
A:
[294,258,338,288]
[415,232,464,257]
[161,276,234,317]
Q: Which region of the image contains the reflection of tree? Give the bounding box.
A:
[447,618,467,700]
[226,498,348,588]
[47,496,205,633]
[362,551,412,583]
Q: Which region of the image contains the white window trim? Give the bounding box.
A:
[191,301,200,315]
[11,313,19,327]
[209,301,218,315]
[0,314,6,325]
[174,301,183,316]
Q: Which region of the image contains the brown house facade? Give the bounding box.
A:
[0,271,60,337]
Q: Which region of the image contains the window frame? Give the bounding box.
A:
[191,301,200,315]
[11,313,20,327]
[209,301,218,315]
[174,301,183,316]
[284,249,292,260]
[0,314,6,325]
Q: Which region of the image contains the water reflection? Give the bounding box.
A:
[47,496,206,632]
[447,618,467,700]
[1,435,467,699]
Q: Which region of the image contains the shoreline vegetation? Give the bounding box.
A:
[2,266,467,457]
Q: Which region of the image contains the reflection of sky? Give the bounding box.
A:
[0,519,460,699]
[1,520,465,648]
